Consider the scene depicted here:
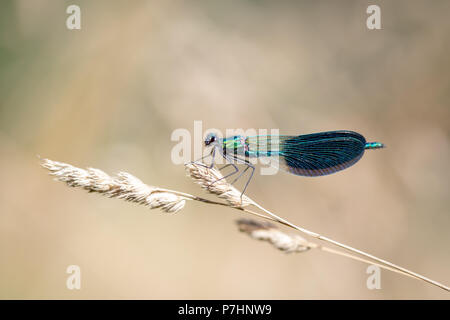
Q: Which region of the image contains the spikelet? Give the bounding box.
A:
[41,158,186,213]
[185,162,252,208]
[236,219,312,253]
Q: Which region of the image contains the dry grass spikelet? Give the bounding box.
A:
[185,162,253,208]
[237,219,312,253]
[41,158,187,213]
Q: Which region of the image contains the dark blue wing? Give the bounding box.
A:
[279,131,367,177]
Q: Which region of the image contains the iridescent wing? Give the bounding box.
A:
[246,131,367,177]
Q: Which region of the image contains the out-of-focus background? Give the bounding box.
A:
[0,0,449,299]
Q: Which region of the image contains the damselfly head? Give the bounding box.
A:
[204,132,218,147]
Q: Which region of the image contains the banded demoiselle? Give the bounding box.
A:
[197,130,384,198]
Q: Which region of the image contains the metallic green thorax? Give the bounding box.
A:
[221,135,279,158]
[221,136,247,157]
[222,136,245,149]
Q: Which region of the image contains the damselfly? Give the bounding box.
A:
[195,130,384,199]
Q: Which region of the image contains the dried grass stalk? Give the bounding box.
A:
[40,158,450,292]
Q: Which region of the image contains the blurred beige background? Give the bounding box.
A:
[0,0,449,299]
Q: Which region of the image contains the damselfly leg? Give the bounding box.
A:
[191,146,255,200]
[229,158,255,199]
[206,153,240,187]
[214,154,255,200]
[189,148,216,169]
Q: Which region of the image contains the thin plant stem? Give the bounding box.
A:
[249,201,449,292]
